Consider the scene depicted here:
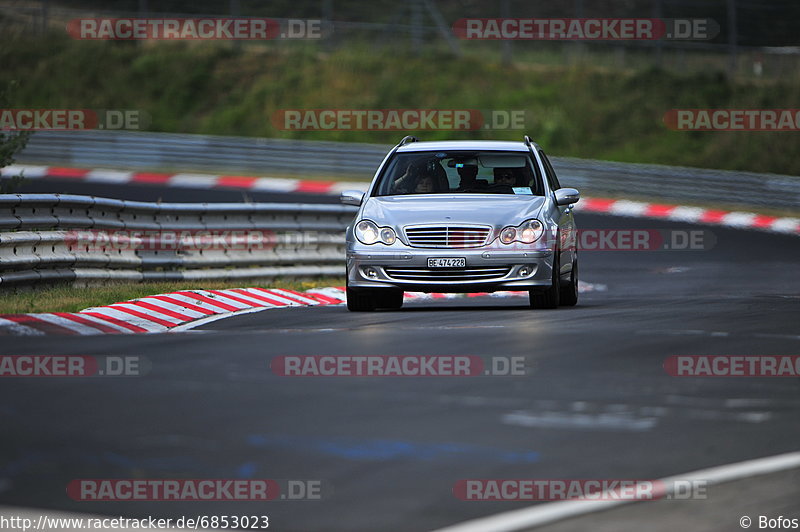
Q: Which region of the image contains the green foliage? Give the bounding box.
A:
[0,80,32,193]
[2,35,799,174]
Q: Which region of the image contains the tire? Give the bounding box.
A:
[346,286,376,311]
[379,290,404,310]
[529,253,560,309]
[559,260,579,307]
[346,287,403,311]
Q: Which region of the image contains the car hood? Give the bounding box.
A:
[360,195,547,228]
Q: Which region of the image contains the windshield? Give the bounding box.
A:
[373,151,544,196]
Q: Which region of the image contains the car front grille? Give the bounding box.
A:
[383,266,511,283]
[404,225,491,248]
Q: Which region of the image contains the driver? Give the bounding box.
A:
[494,168,517,186]
[456,165,479,190]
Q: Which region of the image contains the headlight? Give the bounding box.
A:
[355,220,396,245]
[380,227,397,245]
[518,219,544,243]
[355,220,380,244]
[499,219,544,244]
[500,227,517,244]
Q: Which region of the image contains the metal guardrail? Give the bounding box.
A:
[15,131,800,211]
[0,194,356,287]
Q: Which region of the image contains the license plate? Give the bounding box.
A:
[427,257,466,268]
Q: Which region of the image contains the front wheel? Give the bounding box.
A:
[346,287,375,311]
[378,290,404,310]
[346,287,403,311]
[559,260,578,307]
[529,254,560,309]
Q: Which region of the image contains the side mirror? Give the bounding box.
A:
[555,188,580,206]
[340,190,365,206]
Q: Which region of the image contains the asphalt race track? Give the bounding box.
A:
[1,206,799,530]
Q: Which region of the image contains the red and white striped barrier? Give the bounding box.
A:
[2,164,365,195]
[4,164,798,235]
[577,198,800,235]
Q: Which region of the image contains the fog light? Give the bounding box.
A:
[365,267,378,279]
[519,267,530,276]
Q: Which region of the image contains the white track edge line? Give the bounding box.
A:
[431,450,800,532]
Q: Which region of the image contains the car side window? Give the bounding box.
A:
[538,150,561,191]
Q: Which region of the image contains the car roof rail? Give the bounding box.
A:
[398,135,418,147]
[523,135,534,147]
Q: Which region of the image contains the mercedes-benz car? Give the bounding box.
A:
[340,136,580,311]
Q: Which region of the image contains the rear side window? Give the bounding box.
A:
[538,150,561,191]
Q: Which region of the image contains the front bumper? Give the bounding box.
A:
[346,245,555,293]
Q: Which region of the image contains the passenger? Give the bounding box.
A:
[414,174,436,193]
[495,168,517,186]
[457,165,479,190]
[393,161,422,193]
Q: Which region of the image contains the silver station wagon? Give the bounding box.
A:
[340,136,580,311]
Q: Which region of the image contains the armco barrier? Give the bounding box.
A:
[0,194,356,287]
[14,131,800,211]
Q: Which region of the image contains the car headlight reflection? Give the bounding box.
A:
[355,220,397,245]
[500,219,544,245]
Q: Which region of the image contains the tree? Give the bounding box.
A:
[0,81,33,194]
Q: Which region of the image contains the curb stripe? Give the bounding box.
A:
[34,313,107,335]
[105,305,177,328]
[303,292,343,305]
[129,300,198,321]
[116,302,187,325]
[206,289,267,308]
[137,297,211,319]
[248,288,303,306]
[47,167,89,178]
[80,309,162,332]
[264,289,318,305]
[148,295,217,316]
[215,289,273,307]
[54,312,123,335]
[2,314,79,335]
[66,312,135,334]
[232,289,289,306]
[0,317,46,336]
[172,292,240,312]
